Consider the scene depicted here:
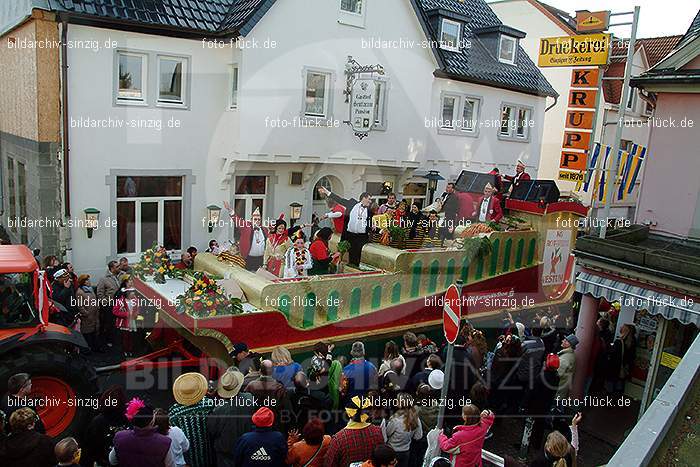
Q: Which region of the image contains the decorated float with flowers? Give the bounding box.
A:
[132,192,588,365]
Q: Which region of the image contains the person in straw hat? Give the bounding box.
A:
[168,372,214,467]
[207,367,255,467]
[472,183,503,223]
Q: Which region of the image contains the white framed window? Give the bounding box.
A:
[233,176,267,221]
[229,64,239,109]
[440,19,461,52]
[438,92,482,136]
[461,97,480,133]
[157,55,188,106]
[340,0,362,14]
[338,0,366,27]
[302,67,334,120]
[440,95,458,129]
[116,51,147,103]
[116,176,183,254]
[373,78,389,130]
[499,103,532,141]
[499,35,517,64]
[516,107,530,138]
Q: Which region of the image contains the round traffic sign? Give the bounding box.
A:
[443,284,462,344]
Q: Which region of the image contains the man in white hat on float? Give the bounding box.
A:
[505,159,531,193]
[472,183,503,223]
[223,202,269,271]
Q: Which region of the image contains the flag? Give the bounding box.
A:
[616,150,631,201]
[597,145,612,202]
[624,144,648,196]
[580,142,601,192]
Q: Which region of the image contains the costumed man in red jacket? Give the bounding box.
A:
[505,159,531,194]
[472,183,503,223]
[224,201,269,271]
[322,197,346,235]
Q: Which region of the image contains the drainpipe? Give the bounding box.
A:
[60,17,70,217]
[544,94,558,113]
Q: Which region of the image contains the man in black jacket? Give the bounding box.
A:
[317,186,373,267]
[207,368,255,467]
[439,182,460,229]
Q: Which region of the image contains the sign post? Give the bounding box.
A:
[437,281,462,430]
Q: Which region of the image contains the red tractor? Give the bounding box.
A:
[0,245,97,437]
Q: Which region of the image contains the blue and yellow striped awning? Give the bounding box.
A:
[576,271,700,327]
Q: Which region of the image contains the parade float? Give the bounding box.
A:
[132,172,588,365]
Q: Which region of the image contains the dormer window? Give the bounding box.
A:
[499,35,517,64]
[440,18,461,52]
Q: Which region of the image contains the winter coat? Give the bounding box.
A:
[557,348,576,398]
[96,272,120,302]
[0,430,56,467]
[112,296,138,331]
[233,427,287,467]
[111,427,172,467]
[438,412,495,467]
[76,286,100,334]
[517,337,545,383]
[207,393,256,467]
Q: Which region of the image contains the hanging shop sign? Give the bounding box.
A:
[575,10,610,33]
[350,78,377,135]
[343,55,384,139]
[538,33,611,67]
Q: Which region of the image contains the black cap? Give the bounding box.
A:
[231,342,248,356]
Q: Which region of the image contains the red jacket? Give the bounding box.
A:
[472,196,503,222]
[505,171,531,186]
[231,214,269,259]
[438,412,495,467]
[330,204,345,234]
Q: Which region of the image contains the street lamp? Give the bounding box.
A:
[421,170,444,204]
[289,202,303,227]
[83,207,100,239]
[206,205,221,233]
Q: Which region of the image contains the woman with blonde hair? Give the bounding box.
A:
[271,345,302,389]
[529,430,577,467]
[381,392,422,467]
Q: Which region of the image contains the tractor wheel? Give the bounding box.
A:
[0,345,98,438]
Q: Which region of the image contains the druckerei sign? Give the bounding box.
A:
[538,33,611,67]
[349,78,376,135]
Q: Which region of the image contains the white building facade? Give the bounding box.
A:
[60,0,555,275]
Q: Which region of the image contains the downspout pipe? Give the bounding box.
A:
[60,16,70,217]
[544,94,558,113]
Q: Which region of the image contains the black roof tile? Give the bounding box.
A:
[49,0,275,37]
[414,0,557,97]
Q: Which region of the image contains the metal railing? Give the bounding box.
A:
[607,332,700,466]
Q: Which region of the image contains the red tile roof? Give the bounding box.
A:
[603,35,682,103]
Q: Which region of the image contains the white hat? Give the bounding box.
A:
[516,159,525,166]
[484,183,494,191]
[252,207,261,216]
[428,369,444,390]
[53,269,68,280]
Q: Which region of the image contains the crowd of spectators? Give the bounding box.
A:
[1,307,593,466]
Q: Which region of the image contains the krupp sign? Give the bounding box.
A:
[350,78,376,135]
